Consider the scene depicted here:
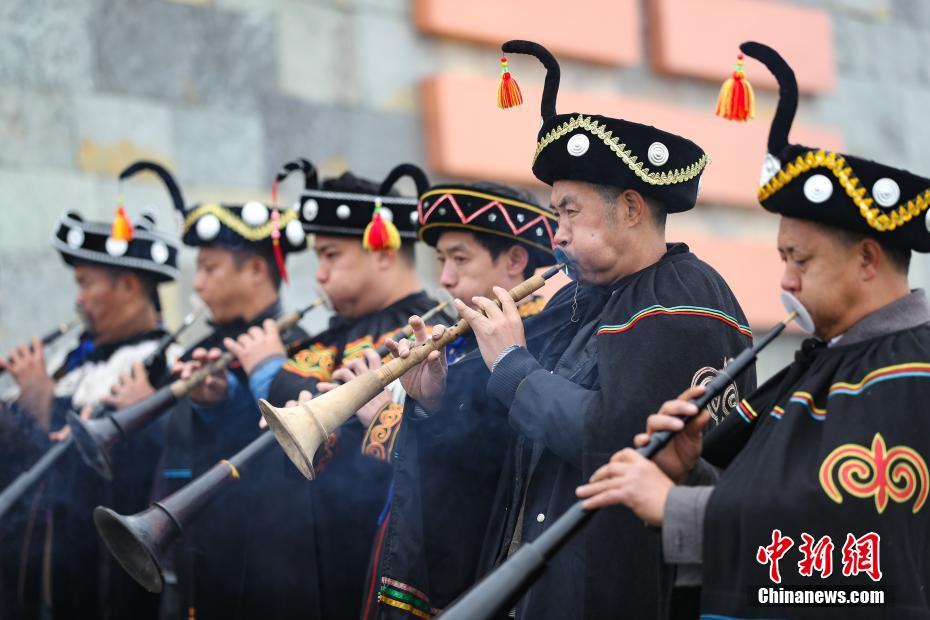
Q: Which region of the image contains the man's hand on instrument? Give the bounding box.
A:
[49,403,94,443]
[385,315,447,413]
[224,319,285,376]
[575,449,673,526]
[2,338,55,429]
[453,286,526,371]
[574,385,713,524]
[328,349,392,427]
[103,360,155,410]
[633,385,710,484]
[262,389,313,428]
[173,347,228,406]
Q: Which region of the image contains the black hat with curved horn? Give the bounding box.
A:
[499,40,709,213]
[737,41,930,252]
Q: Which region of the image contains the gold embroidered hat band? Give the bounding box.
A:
[180,158,311,257]
[497,40,709,214]
[733,41,930,252]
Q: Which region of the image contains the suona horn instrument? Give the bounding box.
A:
[1,316,82,380]
[258,264,564,480]
[68,300,322,480]
[93,300,450,593]
[0,309,203,520]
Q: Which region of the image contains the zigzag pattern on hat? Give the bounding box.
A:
[418,191,555,243]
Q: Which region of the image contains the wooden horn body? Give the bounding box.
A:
[259,371,385,479]
[259,270,552,479]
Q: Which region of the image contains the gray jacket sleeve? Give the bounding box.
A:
[661,458,720,586]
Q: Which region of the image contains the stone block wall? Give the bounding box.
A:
[1,0,928,382]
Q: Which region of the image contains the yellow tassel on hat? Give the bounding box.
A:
[362,199,401,252]
[111,204,134,241]
[716,53,755,121]
[497,55,523,109]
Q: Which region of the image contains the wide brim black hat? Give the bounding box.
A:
[297,163,428,240]
[742,41,930,252]
[417,183,557,265]
[53,210,180,283]
[52,161,183,283]
[502,40,709,213]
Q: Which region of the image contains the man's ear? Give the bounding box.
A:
[505,244,530,278]
[858,237,882,282]
[374,248,399,271]
[242,254,273,286]
[620,189,648,227]
[114,271,140,298]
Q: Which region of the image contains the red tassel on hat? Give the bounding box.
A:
[363,199,401,252]
[111,203,134,241]
[497,56,523,109]
[269,180,290,284]
[270,208,289,284]
[716,53,755,121]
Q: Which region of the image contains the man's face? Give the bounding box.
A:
[550,180,629,286]
[777,217,861,340]
[314,235,378,317]
[193,246,256,323]
[436,231,515,307]
[74,264,125,339]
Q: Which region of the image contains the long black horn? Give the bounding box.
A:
[437,313,799,619]
[69,300,323,480]
[0,438,74,520]
[275,158,319,189]
[501,40,561,121]
[739,41,798,154]
[118,161,186,216]
[378,164,431,198]
[94,431,277,593]
[94,304,450,592]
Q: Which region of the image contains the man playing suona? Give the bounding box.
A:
[0,163,182,619]
[180,162,445,619]
[358,179,590,618]
[577,41,930,619]
[392,40,755,619]
[156,160,310,619]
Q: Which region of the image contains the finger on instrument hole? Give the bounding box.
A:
[471,296,504,321]
[331,368,356,384]
[493,286,521,323]
[363,347,383,369]
[408,315,427,345]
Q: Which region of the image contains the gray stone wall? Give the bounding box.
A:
[2,0,928,382]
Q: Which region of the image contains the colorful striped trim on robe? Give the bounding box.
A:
[735,399,759,423]
[830,362,930,396]
[788,391,827,421]
[378,577,439,619]
[596,305,752,338]
[766,363,930,423]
